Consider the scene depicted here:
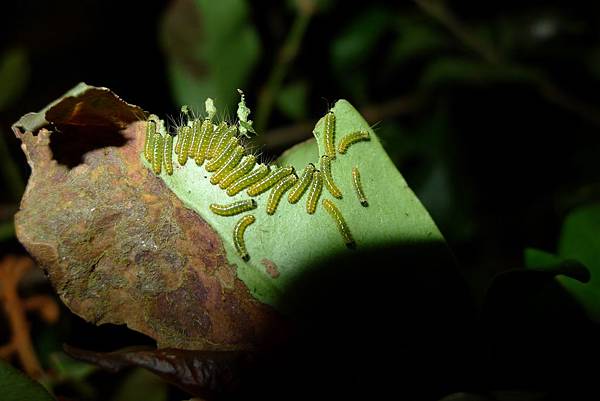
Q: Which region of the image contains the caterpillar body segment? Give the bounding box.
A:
[247,166,295,197]
[163,134,174,175]
[306,171,323,214]
[205,136,238,172]
[219,155,256,190]
[144,120,156,162]
[226,164,270,196]
[266,174,297,215]
[177,126,193,166]
[152,133,164,175]
[323,111,336,159]
[338,130,370,154]
[320,155,342,199]
[288,163,315,204]
[189,119,202,160]
[214,125,237,159]
[210,145,245,185]
[352,167,368,206]
[195,119,213,166]
[207,121,228,159]
[322,199,355,248]
[209,199,257,216]
[234,215,256,261]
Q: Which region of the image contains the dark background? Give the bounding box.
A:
[1,1,600,400]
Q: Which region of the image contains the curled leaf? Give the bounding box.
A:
[64,344,252,398]
[13,83,284,350]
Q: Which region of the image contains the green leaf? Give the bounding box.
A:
[147,99,452,310]
[111,368,167,401]
[0,47,29,112]
[161,0,261,110]
[275,80,309,120]
[525,203,600,321]
[48,352,97,382]
[0,359,55,401]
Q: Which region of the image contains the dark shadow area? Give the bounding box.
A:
[48,124,128,168]
[231,242,481,401]
[482,268,600,400]
[60,307,156,353]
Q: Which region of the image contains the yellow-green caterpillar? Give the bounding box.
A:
[210,145,244,185]
[352,167,368,206]
[322,199,355,248]
[144,120,156,162]
[213,125,237,160]
[323,110,336,158]
[205,136,237,172]
[234,214,256,261]
[163,134,174,175]
[247,166,294,197]
[266,174,297,215]
[219,155,256,190]
[189,119,202,160]
[207,122,228,160]
[152,133,164,175]
[226,164,270,196]
[195,119,213,166]
[338,130,369,154]
[177,126,193,166]
[288,163,315,204]
[320,155,342,199]
[209,199,257,216]
[306,170,323,215]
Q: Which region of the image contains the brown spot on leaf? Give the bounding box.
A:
[13,84,285,350]
[261,259,280,279]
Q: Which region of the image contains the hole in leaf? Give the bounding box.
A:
[49,124,128,168]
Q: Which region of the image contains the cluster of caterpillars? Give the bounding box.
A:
[143,105,370,262]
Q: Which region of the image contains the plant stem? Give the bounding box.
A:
[413,0,600,127]
[263,93,425,150]
[255,1,314,134]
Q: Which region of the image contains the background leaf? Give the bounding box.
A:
[0,47,29,112]
[275,80,309,120]
[525,203,600,321]
[161,0,261,110]
[0,359,55,401]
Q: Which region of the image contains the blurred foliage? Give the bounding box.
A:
[526,203,600,321]
[0,359,54,401]
[0,47,29,112]
[2,0,600,399]
[161,0,261,111]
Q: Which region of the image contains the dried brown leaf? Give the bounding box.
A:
[63,344,252,398]
[13,83,285,350]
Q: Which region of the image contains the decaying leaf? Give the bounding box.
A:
[13,83,285,350]
[63,344,252,398]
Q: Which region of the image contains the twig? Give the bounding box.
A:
[0,255,59,378]
[263,94,424,150]
[413,0,600,127]
[255,0,315,133]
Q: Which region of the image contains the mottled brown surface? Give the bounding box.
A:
[13,85,284,350]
